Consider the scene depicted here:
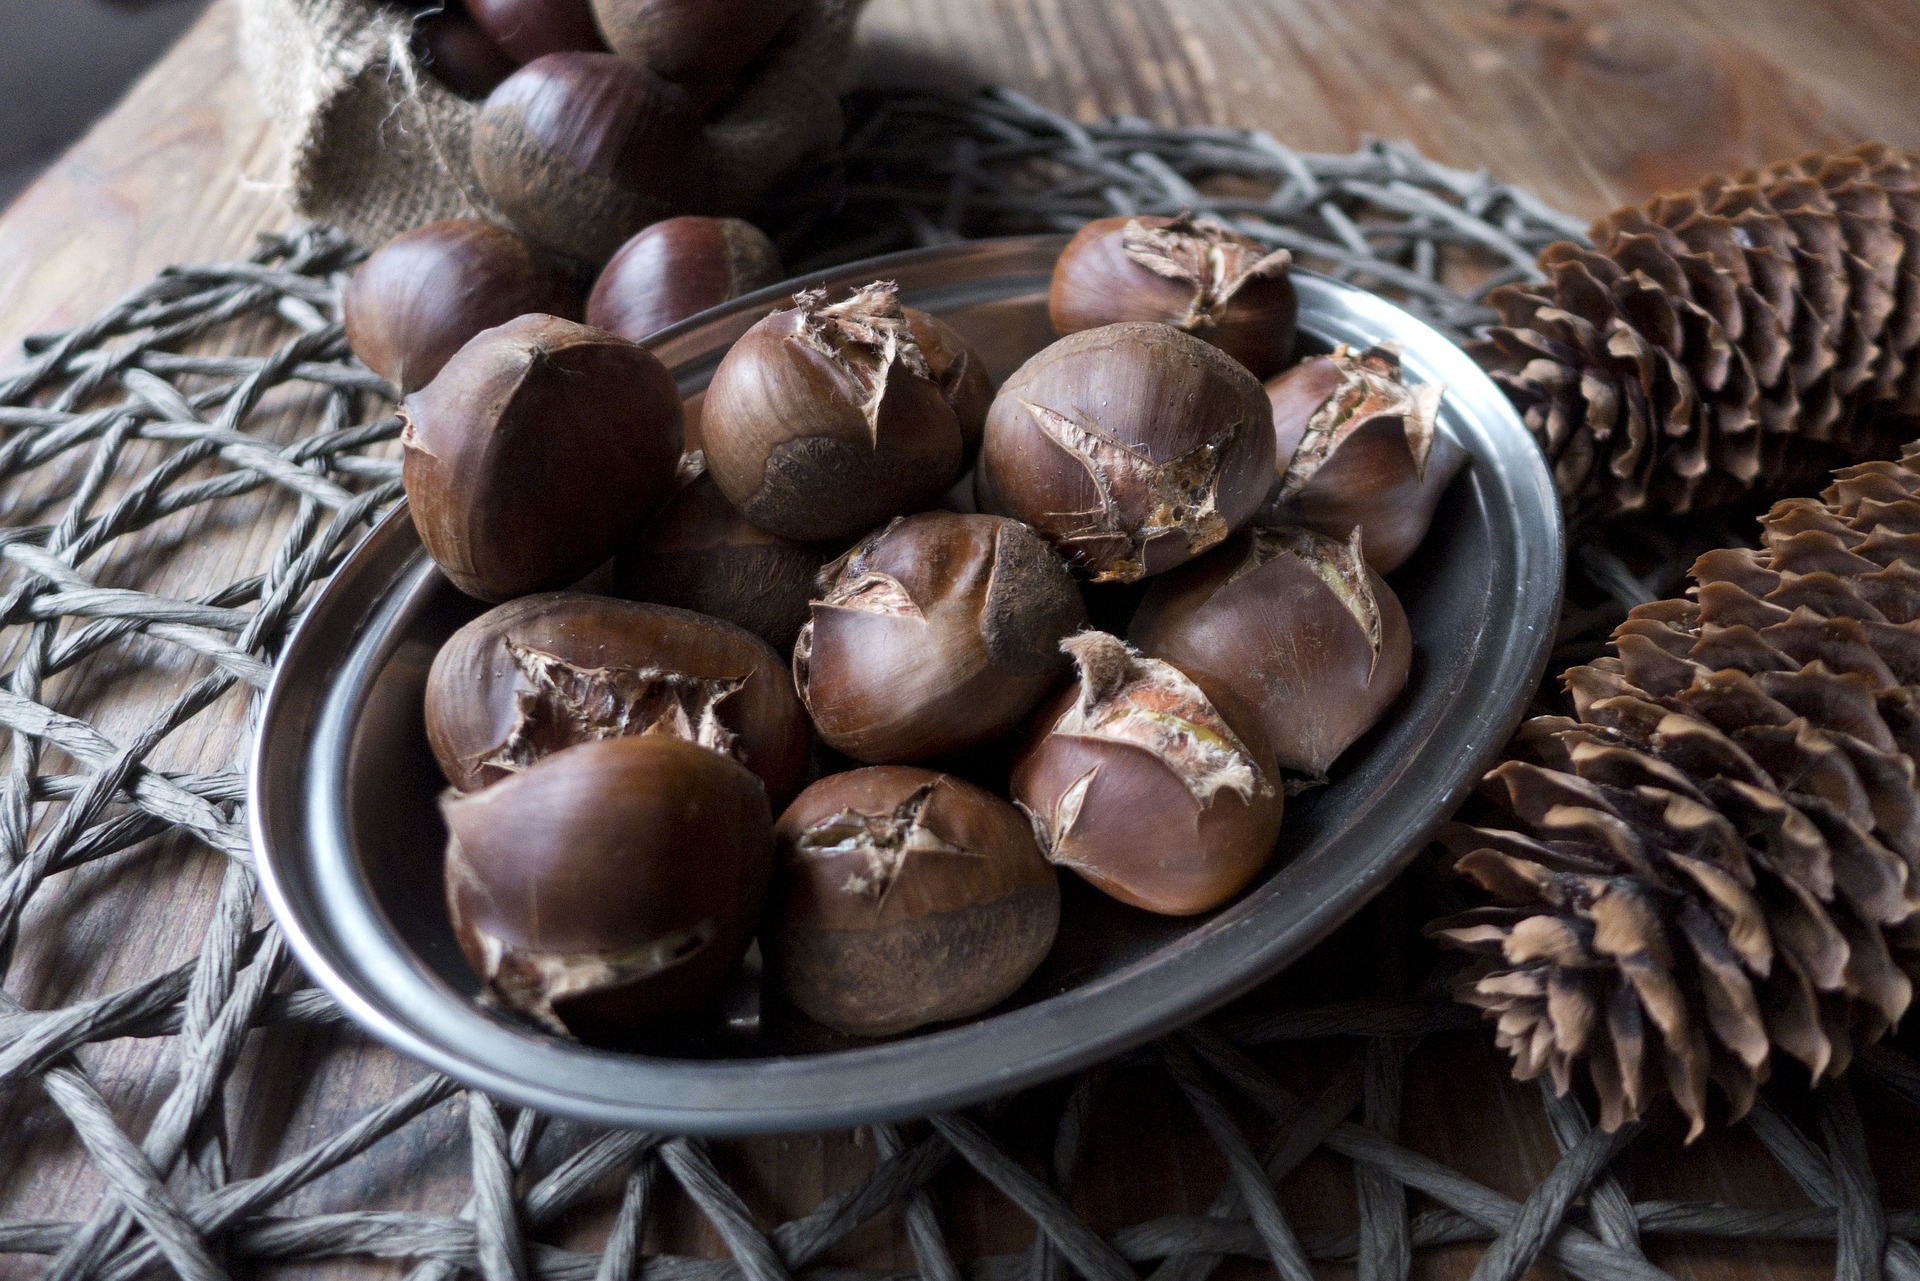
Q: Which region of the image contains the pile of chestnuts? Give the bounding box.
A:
[380,209,1468,1046]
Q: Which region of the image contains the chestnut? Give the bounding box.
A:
[344,218,581,393]
[590,0,803,85]
[772,767,1058,1037]
[401,314,682,602]
[472,53,711,266]
[1049,214,1297,379]
[467,0,606,62]
[1130,526,1412,782]
[610,463,828,652]
[976,322,1274,583]
[586,216,783,343]
[904,307,993,454]
[1011,631,1283,915]
[1259,345,1465,574]
[795,512,1086,763]
[444,735,773,1039]
[425,591,810,802]
[700,282,971,541]
[413,9,521,99]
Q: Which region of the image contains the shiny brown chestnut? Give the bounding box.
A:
[1259,345,1464,573]
[1130,526,1412,782]
[467,0,606,62]
[344,218,581,393]
[444,735,773,1040]
[401,314,682,602]
[904,307,993,455]
[1049,214,1297,379]
[1011,631,1283,915]
[425,591,810,803]
[794,512,1086,764]
[700,282,970,541]
[472,53,711,265]
[413,9,521,99]
[976,321,1274,583]
[610,463,827,652]
[586,216,782,343]
[590,0,802,84]
[773,767,1059,1037]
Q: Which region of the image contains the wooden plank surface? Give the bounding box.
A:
[2,2,1919,1279]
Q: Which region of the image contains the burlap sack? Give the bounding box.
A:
[238,0,868,248]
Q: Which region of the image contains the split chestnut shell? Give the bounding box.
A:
[1011,631,1283,915]
[424,592,810,805]
[773,767,1059,1037]
[1130,526,1413,781]
[977,322,1274,582]
[444,735,773,1041]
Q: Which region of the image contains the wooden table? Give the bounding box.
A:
[2,3,1919,1279]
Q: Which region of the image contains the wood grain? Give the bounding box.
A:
[2,1,1918,1278]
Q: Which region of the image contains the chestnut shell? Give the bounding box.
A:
[444,735,773,1041]
[586,216,784,343]
[590,0,804,83]
[773,767,1059,1037]
[467,0,606,62]
[425,591,810,805]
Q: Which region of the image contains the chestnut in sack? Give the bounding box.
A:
[1011,631,1283,915]
[773,767,1059,1037]
[1130,526,1412,782]
[444,735,773,1040]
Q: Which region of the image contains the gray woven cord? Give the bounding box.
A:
[0,88,1915,1281]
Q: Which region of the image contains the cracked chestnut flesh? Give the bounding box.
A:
[699,283,981,541]
[795,512,1086,763]
[1049,214,1298,379]
[445,735,774,1040]
[977,322,1275,583]
[401,314,683,603]
[1011,631,1284,915]
[773,767,1059,1037]
[425,592,810,804]
[1130,527,1412,781]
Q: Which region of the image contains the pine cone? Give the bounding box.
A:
[1431,441,1920,1138]
[1474,144,1920,523]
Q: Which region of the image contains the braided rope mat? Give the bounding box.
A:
[1,90,1918,1281]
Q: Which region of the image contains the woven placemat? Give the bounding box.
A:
[1,90,1917,1281]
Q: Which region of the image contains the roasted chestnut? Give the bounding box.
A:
[586,216,783,343]
[700,282,972,541]
[344,218,581,393]
[976,322,1274,583]
[1130,526,1412,781]
[794,512,1086,763]
[772,767,1059,1037]
[444,735,773,1039]
[589,0,802,84]
[425,591,810,803]
[611,462,827,651]
[1011,631,1283,915]
[1049,214,1297,379]
[413,9,521,99]
[467,0,606,62]
[472,53,711,265]
[401,314,682,602]
[1259,345,1465,573]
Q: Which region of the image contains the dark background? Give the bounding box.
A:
[0,0,211,207]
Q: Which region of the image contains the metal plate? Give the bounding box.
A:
[251,235,1562,1135]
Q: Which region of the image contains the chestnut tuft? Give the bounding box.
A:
[467,0,606,63]
[611,461,829,651]
[977,322,1274,583]
[413,9,521,99]
[472,53,711,266]
[344,217,581,394]
[444,735,773,1040]
[1049,214,1297,378]
[1130,526,1412,782]
[590,0,803,85]
[1259,345,1464,573]
[401,314,682,602]
[586,216,783,343]
[700,282,971,541]
[794,512,1086,763]
[425,591,810,803]
[1011,631,1283,915]
[773,767,1059,1037]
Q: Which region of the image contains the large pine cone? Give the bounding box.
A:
[1473,144,1920,524]
[1431,443,1920,1138]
